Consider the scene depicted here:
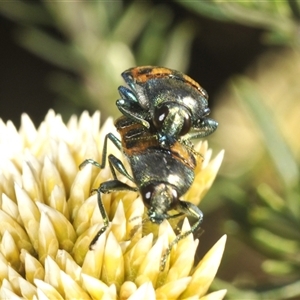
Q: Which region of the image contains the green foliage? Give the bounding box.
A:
[0,1,196,120]
[176,0,300,45]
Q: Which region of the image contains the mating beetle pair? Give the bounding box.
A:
[80,66,217,270]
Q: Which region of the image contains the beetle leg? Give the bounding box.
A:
[182,118,218,141]
[79,132,138,247]
[118,86,139,103]
[79,131,136,181]
[117,102,150,129]
[107,154,135,182]
[165,212,185,219]
[116,88,151,129]
[160,201,203,271]
[89,179,138,248]
[79,132,122,170]
[81,156,135,185]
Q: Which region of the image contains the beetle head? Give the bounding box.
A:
[141,182,178,224]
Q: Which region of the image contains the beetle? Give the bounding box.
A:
[80,115,204,270]
[117,66,218,148]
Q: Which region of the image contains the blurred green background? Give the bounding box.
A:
[0,1,300,299]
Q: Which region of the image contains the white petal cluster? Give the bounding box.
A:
[0,110,226,299]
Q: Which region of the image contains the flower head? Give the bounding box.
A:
[0,110,226,299]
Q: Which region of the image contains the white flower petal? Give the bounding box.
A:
[22,160,43,203]
[0,285,23,300]
[128,281,155,300]
[72,193,99,236]
[81,273,111,300]
[101,232,124,289]
[1,231,19,272]
[0,252,9,282]
[1,193,20,223]
[18,275,37,299]
[36,202,76,251]
[38,212,59,262]
[0,209,33,253]
[21,250,45,284]
[136,234,166,286]
[68,163,94,222]
[48,185,69,219]
[156,277,192,299]
[199,289,227,300]
[111,200,127,242]
[20,113,37,146]
[182,235,227,298]
[41,157,65,202]
[57,141,77,192]
[15,183,40,251]
[81,234,105,278]
[60,270,91,300]
[44,256,63,293]
[56,249,82,281]
[123,234,153,281]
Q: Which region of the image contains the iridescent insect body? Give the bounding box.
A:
[80,116,203,270]
[117,66,218,148]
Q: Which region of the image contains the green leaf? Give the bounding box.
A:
[232,77,299,190]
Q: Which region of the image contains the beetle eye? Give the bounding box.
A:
[153,105,169,129]
[178,112,191,136]
[171,188,178,202]
[140,184,155,206]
